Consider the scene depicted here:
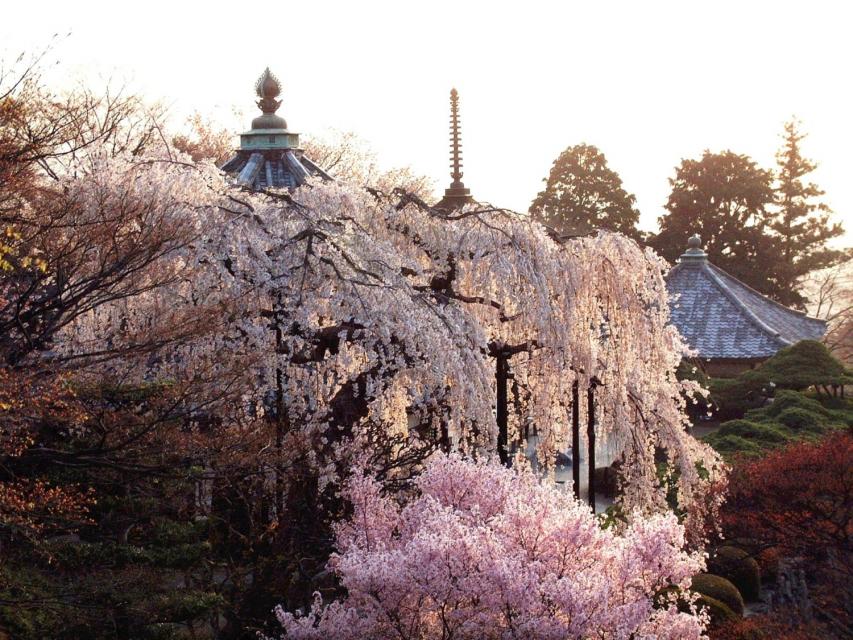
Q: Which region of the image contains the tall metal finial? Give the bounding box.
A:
[449,88,464,188]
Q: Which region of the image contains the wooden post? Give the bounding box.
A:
[587,384,596,512]
[572,380,580,500]
[496,351,509,466]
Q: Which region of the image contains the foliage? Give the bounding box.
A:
[706,342,852,421]
[740,340,853,391]
[695,594,738,628]
[172,112,235,166]
[711,615,830,640]
[767,120,845,307]
[707,546,761,602]
[652,150,776,295]
[529,143,641,239]
[703,390,850,460]
[802,258,853,366]
[721,432,852,633]
[2,57,725,637]
[301,129,434,199]
[272,454,708,640]
[690,574,744,616]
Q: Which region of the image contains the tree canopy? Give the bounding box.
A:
[767,119,845,307]
[529,143,641,239]
[651,150,776,294]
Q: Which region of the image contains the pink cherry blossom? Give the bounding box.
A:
[272,453,708,640]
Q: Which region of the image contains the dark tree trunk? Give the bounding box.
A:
[496,352,509,466]
[587,385,596,512]
[572,380,580,500]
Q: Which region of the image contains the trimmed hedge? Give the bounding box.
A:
[690,573,745,616]
[708,546,761,602]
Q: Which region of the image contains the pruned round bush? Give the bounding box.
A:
[690,573,744,616]
[703,433,764,461]
[708,546,761,602]
[694,594,738,627]
[715,420,790,446]
[775,407,827,432]
[756,390,831,419]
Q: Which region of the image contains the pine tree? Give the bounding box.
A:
[529,144,641,239]
[769,119,845,308]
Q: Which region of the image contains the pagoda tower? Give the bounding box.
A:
[435,88,475,210]
[221,68,330,190]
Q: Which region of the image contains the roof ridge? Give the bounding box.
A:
[706,262,827,328]
[699,262,790,348]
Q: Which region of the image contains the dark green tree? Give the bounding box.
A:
[529,143,641,239]
[651,150,776,294]
[768,119,845,307]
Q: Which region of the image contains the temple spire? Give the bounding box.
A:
[437,88,473,210]
[449,88,463,187]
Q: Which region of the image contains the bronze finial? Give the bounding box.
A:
[255,67,282,115]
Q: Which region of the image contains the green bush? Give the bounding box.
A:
[775,407,826,432]
[752,390,831,420]
[708,547,761,602]
[708,377,767,419]
[695,594,739,627]
[714,420,790,445]
[702,433,765,461]
[690,573,745,616]
[741,340,853,390]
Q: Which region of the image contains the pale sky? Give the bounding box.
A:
[3,0,851,241]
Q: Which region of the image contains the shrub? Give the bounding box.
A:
[775,407,826,432]
[695,594,738,627]
[742,340,853,390]
[708,377,767,419]
[702,433,764,461]
[690,573,744,616]
[714,420,790,446]
[754,390,831,420]
[708,546,761,602]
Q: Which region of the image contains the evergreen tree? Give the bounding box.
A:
[651,150,776,294]
[768,119,845,307]
[529,144,641,239]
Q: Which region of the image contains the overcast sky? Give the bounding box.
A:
[3,0,851,242]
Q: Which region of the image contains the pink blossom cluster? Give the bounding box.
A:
[273,454,707,640]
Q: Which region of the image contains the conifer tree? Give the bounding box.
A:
[529,144,641,239]
[769,119,844,307]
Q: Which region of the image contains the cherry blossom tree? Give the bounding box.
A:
[272,453,708,640]
[57,148,724,538]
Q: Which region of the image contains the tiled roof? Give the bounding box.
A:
[666,243,826,360]
[220,149,331,190]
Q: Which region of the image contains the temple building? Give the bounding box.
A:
[666,234,827,377]
[221,68,330,190]
[435,88,475,210]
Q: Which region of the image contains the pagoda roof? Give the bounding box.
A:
[666,235,826,360]
[220,68,331,190]
[221,149,330,190]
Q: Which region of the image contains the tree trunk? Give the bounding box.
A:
[587,385,596,513]
[496,352,509,466]
[572,380,580,500]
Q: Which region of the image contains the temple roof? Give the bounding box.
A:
[221,68,330,190]
[666,235,826,360]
